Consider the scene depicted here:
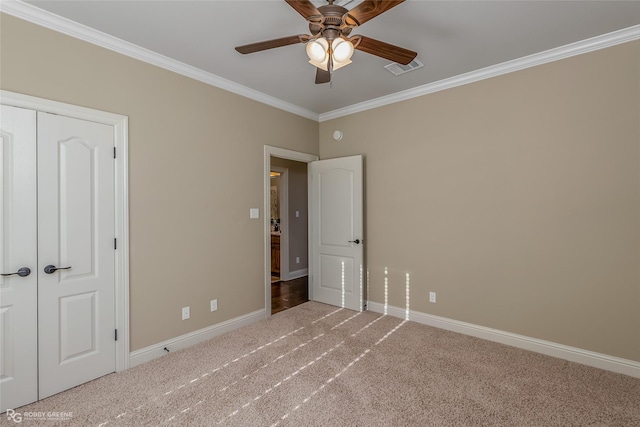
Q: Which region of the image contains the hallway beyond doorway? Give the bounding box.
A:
[271,276,309,315]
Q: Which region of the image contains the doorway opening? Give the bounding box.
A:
[264,146,318,316]
[270,159,307,314]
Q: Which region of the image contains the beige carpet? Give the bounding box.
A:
[9,302,640,426]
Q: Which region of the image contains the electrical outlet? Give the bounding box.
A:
[296,256,300,264]
[210,299,218,312]
[429,292,436,303]
[182,306,190,320]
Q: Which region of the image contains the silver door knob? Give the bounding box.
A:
[1,267,32,277]
[44,265,72,274]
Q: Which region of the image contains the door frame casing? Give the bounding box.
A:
[264,146,318,317]
[1,90,130,371]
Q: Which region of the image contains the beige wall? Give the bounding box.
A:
[0,14,318,351]
[3,12,638,363]
[320,41,640,362]
[271,157,309,272]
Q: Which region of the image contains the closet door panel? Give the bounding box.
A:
[0,105,38,412]
[37,112,116,399]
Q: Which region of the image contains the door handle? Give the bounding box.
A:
[1,267,32,277]
[348,239,362,245]
[44,265,72,274]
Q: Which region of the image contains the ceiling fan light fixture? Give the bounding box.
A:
[307,38,330,70]
[332,38,354,62]
[331,38,354,70]
[236,0,417,85]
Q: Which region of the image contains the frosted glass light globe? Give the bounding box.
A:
[306,38,329,62]
[332,38,354,62]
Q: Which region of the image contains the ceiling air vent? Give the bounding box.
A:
[384,59,424,76]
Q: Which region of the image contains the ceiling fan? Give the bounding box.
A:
[235,0,417,84]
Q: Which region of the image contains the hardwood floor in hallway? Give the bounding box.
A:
[271,276,308,315]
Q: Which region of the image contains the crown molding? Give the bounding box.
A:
[319,24,640,122]
[0,0,320,122]
[2,1,637,123]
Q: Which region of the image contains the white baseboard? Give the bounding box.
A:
[367,302,640,379]
[286,268,308,281]
[129,308,266,367]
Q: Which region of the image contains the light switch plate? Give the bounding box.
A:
[250,208,259,219]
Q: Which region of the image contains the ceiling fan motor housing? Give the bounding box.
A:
[311,4,352,40]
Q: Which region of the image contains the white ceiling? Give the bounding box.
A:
[13,1,640,117]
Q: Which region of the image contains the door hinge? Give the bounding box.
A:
[114,238,117,250]
[113,147,116,159]
[115,329,118,341]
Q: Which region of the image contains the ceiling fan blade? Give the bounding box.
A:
[354,35,417,65]
[235,35,307,54]
[285,0,321,20]
[315,68,331,84]
[344,0,405,26]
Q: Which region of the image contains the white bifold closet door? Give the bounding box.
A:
[1,105,116,411]
[0,105,38,411]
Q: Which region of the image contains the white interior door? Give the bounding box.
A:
[309,155,364,311]
[37,112,116,399]
[1,94,125,411]
[0,106,38,411]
